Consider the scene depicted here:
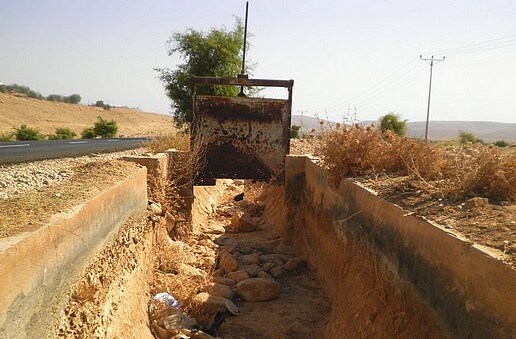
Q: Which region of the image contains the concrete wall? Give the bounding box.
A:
[123,153,168,185]
[285,155,516,338]
[0,167,147,339]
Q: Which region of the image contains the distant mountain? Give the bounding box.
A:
[406,121,516,143]
[291,115,515,143]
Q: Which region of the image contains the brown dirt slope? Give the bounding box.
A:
[0,93,174,137]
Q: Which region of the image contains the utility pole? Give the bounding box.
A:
[420,55,445,141]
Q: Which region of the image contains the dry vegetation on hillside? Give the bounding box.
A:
[0,93,174,137]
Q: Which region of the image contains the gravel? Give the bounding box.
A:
[0,148,146,200]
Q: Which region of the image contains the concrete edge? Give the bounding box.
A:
[286,155,516,337]
[0,166,147,338]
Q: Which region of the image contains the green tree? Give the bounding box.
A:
[379,113,407,136]
[93,116,118,138]
[47,94,64,102]
[48,127,77,140]
[81,127,96,139]
[95,100,110,110]
[7,84,30,94]
[65,94,81,104]
[290,125,301,139]
[27,90,44,100]
[494,140,509,147]
[14,125,45,140]
[459,131,483,144]
[156,19,248,126]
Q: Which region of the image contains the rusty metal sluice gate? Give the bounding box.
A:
[191,77,294,185]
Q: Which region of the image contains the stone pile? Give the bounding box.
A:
[209,248,305,303]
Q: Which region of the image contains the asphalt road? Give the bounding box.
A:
[0,138,149,165]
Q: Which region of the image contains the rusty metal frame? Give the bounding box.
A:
[191,76,294,185]
[191,76,294,88]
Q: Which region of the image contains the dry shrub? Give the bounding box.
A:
[455,148,516,201]
[149,228,220,330]
[144,131,189,154]
[152,232,210,311]
[318,125,398,183]
[390,135,448,180]
[318,124,446,184]
[318,125,515,202]
[146,131,207,238]
[166,134,206,237]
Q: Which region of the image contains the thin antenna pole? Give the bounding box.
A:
[238,1,249,96]
[420,55,445,141]
[241,1,249,75]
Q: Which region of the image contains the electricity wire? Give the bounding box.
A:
[427,34,516,56]
[324,58,419,112]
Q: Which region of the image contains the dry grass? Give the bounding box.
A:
[453,147,516,201]
[150,229,217,327]
[147,132,207,239]
[317,124,516,202]
[144,131,190,154]
[317,124,447,182]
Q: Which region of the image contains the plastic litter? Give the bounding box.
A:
[153,292,181,309]
[162,309,197,332]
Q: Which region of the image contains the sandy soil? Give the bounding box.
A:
[0,93,174,137]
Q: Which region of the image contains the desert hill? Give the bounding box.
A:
[0,93,175,137]
[406,121,516,143]
[291,115,515,143]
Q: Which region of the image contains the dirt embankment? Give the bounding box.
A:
[0,93,174,137]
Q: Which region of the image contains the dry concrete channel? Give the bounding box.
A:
[1,151,515,338]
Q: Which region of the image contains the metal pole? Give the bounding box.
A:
[241,1,249,75]
[238,1,249,96]
[424,57,434,142]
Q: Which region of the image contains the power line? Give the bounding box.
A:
[328,62,426,115]
[446,41,516,57]
[325,58,419,112]
[345,59,419,103]
[439,55,516,70]
[313,63,428,123]
[351,65,427,108]
[428,34,516,55]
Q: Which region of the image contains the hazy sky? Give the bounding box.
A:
[1,0,515,123]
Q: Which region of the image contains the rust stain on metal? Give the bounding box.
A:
[197,96,284,123]
[191,77,293,185]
